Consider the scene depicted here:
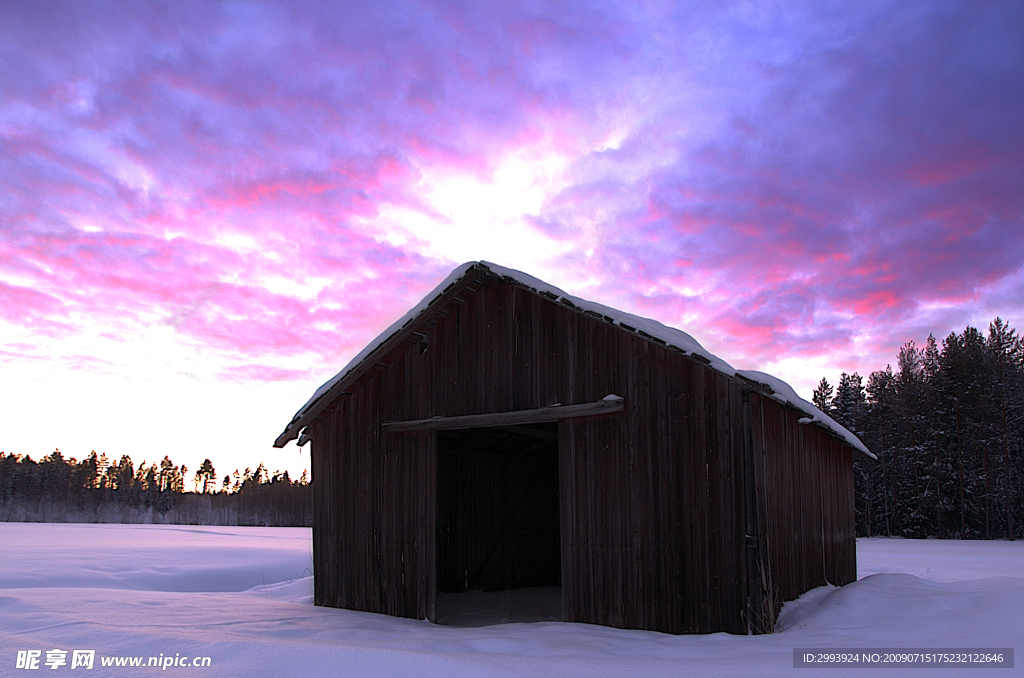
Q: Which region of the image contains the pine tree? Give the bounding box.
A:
[938,328,989,537]
[833,373,867,434]
[986,318,1023,539]
[195,459,217,494]
[893,342,934,536]
[833,373,873,534]
[813,378,834,415]
[866,367,898,536]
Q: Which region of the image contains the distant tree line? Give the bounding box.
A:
[815,318,1024,540]
[0,451,311,526]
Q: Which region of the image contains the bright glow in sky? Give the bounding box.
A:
[368,149,573,272]
[2,0,1022,479]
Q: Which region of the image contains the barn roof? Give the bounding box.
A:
[275,261,872,457]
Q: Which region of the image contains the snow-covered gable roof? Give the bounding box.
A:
[275,261,872,458]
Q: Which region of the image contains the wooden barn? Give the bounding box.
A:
[274,261,871,635]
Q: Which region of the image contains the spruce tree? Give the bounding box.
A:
[813,378,834,414]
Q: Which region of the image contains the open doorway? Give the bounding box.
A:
[434,422,562,626]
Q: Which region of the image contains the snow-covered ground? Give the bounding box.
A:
[1,524,1021,677]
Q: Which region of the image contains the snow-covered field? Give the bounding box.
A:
[1,524,1021,677]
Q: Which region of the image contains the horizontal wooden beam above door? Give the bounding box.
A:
[382,396,624,433]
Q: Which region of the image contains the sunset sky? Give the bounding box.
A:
[2,1,1022,481]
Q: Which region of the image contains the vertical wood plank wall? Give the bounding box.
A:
[748,393,857,604]
[307,271,857,634]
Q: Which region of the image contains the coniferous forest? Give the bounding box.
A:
[0,452,311,526]
[814,318,1024,539]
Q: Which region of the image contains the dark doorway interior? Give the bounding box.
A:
[435,422,561,625]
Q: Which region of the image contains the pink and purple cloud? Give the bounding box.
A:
[1,0,1022,393]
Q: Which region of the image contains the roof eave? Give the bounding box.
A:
[273,262,488,448]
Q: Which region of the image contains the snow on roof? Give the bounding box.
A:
[274,262,479,447]
[735,370,874,457]
[276,261,872,457]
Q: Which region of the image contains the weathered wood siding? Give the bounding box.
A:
[749,392,857,605]
[310,397,435,619]
[307,269,857,634]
